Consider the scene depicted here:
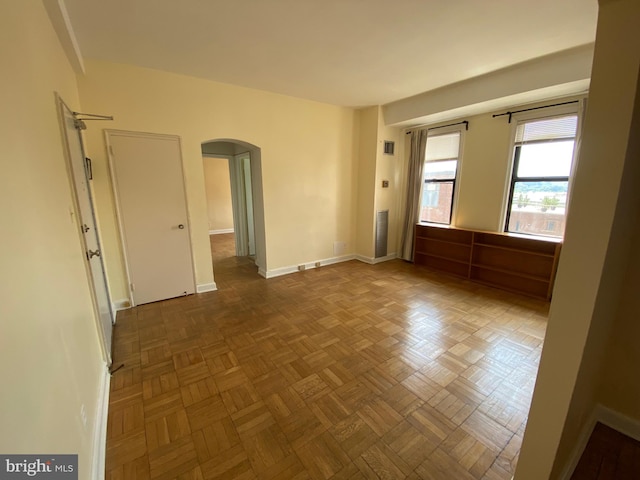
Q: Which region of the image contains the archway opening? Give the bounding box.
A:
[201,139,266,283]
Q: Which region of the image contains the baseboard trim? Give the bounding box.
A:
[560,404,640,479]
[263,254,356,279]
[196,282,217,293]
[209,228,234,235]
[596,404,640,442]
[560,408,598,480]
[112,299,131,312]
[355,253,398,265]
[91,366,111,480]
[260,252,400,279]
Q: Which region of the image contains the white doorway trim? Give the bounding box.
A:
[201,140,267,274]
[229,151,252,257]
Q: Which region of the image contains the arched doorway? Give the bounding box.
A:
[201,139,266,281]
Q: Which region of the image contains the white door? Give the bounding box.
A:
[58,98,113,364]
[107,131,195,305]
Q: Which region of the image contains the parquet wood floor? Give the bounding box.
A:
[106,234,548,479]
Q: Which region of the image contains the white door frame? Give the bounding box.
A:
[241,154,256,257]
[57,94,114,365]
[105,130,196,306]
[201,139,267,274]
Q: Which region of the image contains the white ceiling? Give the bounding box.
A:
[63,0,598,108]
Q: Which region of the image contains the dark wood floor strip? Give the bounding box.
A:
[572,423,640,480]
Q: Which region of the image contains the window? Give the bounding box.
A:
[420,131,461,224]
[422,183,440,207]
[505,114,578,238]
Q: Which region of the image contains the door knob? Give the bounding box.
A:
[178,224,185,229]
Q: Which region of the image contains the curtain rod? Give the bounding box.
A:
[405,120,468,135]
[492,100,579,123]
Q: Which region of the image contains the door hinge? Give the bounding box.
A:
[73,119,87,130]
[85,157,93,180]
[130,283,135,292]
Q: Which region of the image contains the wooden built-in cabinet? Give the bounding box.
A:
[414,224,561,300]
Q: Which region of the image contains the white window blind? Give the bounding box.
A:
[426,132,460,161]
[515,115,578,145]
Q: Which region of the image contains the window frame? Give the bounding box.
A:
[503,103,583,238]
[420,125,465,225]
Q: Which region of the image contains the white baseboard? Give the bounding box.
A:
[355,253,398,265]
[91,366,111,480]
[560,404,640,479]
[596,404,640,441]
[209,228,234,235]
[262,254,356,279]
[111,299,130,312]
[560,409,598,480]
[196,282,217,293]
[259,252,399,279]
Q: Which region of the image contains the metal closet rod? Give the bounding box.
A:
[406,120,469,134]
[493,100,579,123]
[72,111,114,121]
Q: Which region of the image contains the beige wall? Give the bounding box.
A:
[355,106,403,260]
[413,97,582,234]
[516,0,640,477]
[0,2,104,476]
[355,107,379,258]
[384,45,594,126]
[202,157,234,232]
[375,110,403,256]
[77,60,358,299]
[599,211,640,419]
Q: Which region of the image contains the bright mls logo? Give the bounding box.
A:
[0,455,77,479]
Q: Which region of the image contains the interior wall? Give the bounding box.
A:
[404,95,583,234]
[354,106,404,260]
[375,109,403,256]
[515,0,640,477]
[383,45,594,126]
[202,156,234,232]
[0,2,104,476]
[77,60,358,299]
[599,209,640,420]
[355,106,378,258]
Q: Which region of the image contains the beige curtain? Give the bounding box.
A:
[400,129,428,261]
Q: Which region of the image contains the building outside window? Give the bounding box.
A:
[505,114,578,238]
[420,130,462,224]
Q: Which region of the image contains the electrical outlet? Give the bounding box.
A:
[298,265,306,271]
